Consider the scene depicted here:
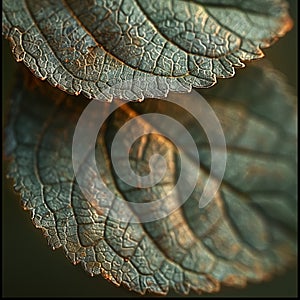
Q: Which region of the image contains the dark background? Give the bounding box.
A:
[2,1,297,297]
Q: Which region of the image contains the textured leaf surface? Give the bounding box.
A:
[2,0,292,101]
[5,63,296,295]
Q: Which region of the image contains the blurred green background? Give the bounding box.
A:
[2,1,297,297]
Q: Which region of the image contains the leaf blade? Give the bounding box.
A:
[2,0,292,101]
[5,63,296,295]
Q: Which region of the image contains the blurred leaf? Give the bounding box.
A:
[5,63,296,295]
[2,0,292,101]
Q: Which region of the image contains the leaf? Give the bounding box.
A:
[5,63,296,296]
[2,0,292,101]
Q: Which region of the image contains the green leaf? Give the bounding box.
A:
[2,0,292,101]
[5,63,296,295]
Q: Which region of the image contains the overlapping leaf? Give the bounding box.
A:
[2,0,292,101]
[5,63,296,295]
